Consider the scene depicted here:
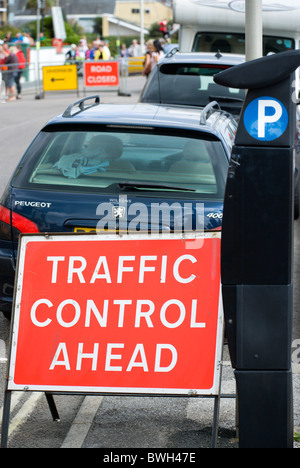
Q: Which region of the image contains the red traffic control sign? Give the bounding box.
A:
[84,61,119,87]
[8,233,223,395]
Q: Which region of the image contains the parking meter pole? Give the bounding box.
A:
[245,0,262,61]
[214,50,300,448]
[140,0,144,54]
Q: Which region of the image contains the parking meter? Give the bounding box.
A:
[214,50,300,448]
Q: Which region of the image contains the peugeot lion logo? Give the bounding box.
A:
[112,205,126,218]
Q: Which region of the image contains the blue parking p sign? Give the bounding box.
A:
[243,97,289,142]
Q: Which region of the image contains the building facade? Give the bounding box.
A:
[8,0,172,36]
[114,1,172,29]
[0,0,7,26]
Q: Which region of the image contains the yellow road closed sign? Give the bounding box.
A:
[43,64,78,91]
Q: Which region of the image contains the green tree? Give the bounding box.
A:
[93,17,102,37]
[26,0,55,36]
[26,0,54,11]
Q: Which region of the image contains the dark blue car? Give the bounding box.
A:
[0,97,237,318]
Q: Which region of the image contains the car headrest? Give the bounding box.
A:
[87,135,123,159]
[183,140,210,162]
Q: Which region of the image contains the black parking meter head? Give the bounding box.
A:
[214,51,300,369]
[214,49,300,90]
[214,50,300,147]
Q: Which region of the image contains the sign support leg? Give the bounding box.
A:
[211,394,221,448]
[1,389,12,448]
[45,393,60,422]
[211,328,225,448]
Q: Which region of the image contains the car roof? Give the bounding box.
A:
[44,101,235,141]
[159,51,245,66]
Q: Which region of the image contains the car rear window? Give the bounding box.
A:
[141,63,246,109]
[13,127,228,199]
[192,32,294,55]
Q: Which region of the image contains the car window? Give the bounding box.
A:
[192,32,294,55]
[142,64,246,108]
[13,128,228,199]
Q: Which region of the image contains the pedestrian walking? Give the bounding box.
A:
[0,44,7,103]
[94,42,110,60]
[143,39,165,78]
[14,45,26,99]
[128,39,141,57]
[4,46,19,101]
[120,43,129,58]
[65,44,78,61]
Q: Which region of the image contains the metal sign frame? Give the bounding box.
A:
[1,232,225,448]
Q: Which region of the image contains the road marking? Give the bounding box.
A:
[0,339,6,362]
[0,392,23,422]
[293,363,300,374]
[4,393,43,437]
[61,396,104,448]
[8,393,43,437]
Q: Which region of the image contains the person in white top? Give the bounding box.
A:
[128,39,141,57]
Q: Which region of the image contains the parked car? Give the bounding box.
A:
[140,51,300,219]
[0,96,237,318]
[139,51,246,117]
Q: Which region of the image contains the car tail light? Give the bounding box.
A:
[0,205,40,241]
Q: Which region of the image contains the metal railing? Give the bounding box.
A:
[0,56,145,100]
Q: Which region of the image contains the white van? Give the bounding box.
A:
[173,0,300,55]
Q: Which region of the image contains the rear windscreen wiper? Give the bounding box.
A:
[118,181,196,192]
[209,95,244,103]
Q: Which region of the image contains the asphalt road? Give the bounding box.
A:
[0,76,299,449]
